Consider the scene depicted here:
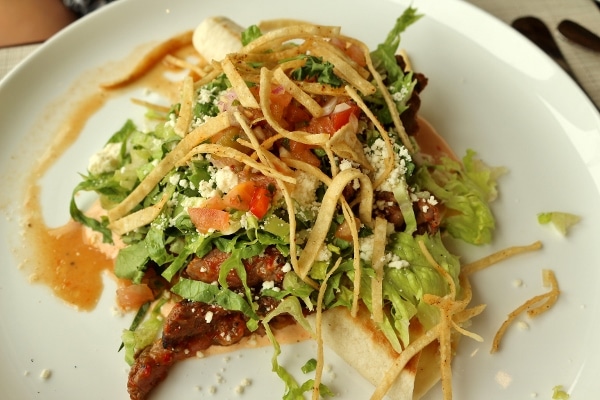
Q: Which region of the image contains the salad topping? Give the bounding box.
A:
[67,7,507,400]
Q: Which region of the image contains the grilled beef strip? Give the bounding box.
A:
[127,246,290,400]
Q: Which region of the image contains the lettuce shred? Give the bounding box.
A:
[415,150,506,245]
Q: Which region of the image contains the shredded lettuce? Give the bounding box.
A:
[241,25,262,46]
[171,278,259,327]
[261,297,334,399]
[360,232,460,347]
[368,7,423,122]
[121,300,166,365]
[415,150,504,245]
[290,55,343,87]
[538,212,581,236]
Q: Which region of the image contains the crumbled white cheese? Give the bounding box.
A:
[363,137,411,192]
[388,258,410,269]
[39,369,52,380]
[205,311,214,323]
[517,321,530,331]
[215,166,239,193]
[168,173,181,186]
[88,142,121,175]
[359,235,375,261]
[339,159,354,171]
[316,245,332,262]
[291,170,320,206]
[282,262,292,273]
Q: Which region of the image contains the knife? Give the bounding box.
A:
[511,16,576,79]
[511,16,599,110]
[558,19,600,53]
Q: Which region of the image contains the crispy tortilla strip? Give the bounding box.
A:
[130,98,170,115]
[296,81,348,96]
[259,68,329,146]
[174,76,195,137]
[101,30,193,89]
[107,112,233,222]
[372,323,441,400]
[310,40,376,96]
[349,38,414,153]
[181,143,296,184]
[328,117,373,171]
[491,269,559,353]
[241,25,341,54]
[345,85,395,189]
[297,168,372,279]
[221,55,260,108]
[371,217,388,323]
[258,18,314,32]
[462,241,543,276]
[164,54,207,77]
[273,68,323,117]
[109,189,172,235]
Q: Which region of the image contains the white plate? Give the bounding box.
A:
[1,0,600,399]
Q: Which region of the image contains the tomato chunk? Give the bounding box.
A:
[223,181,256,211]
[331,104,361,131]
[288,140,321,167]
[189,208,230,233]
[116,284,154,311]
[249,187,272,219]
[270,87,293,126]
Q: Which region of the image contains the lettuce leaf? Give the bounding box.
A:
[415,150,505,245]
[358,232,460,347]
[538,212,581,236]
[121,300,166,365]
[368,7,422,122]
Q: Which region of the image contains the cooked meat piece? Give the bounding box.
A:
[127,301,250,400]
[127,339,176,400]
[127,296,296,400]
[185,246,287,288]
[374,191,441,235]
[414,197,441,235]
[395,54,428,136]
[374,191,405,228]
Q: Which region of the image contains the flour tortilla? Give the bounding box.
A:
[308,305,441,399]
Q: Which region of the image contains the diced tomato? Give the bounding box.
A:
[202,195,227,210]
[270,86,293,126]
[116,284,154,311]
[305,102,361,135]
[288,140,321,167]
[345,43,367,67]
[334,218,362,242]
[329,37,366,67]
[189,207,230,233]
[285,101,312,126]
[305,115,335,135]
[249,187,272,219]
[223,181,256,211]
[329,37,347,51]
[331,104,361,131]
